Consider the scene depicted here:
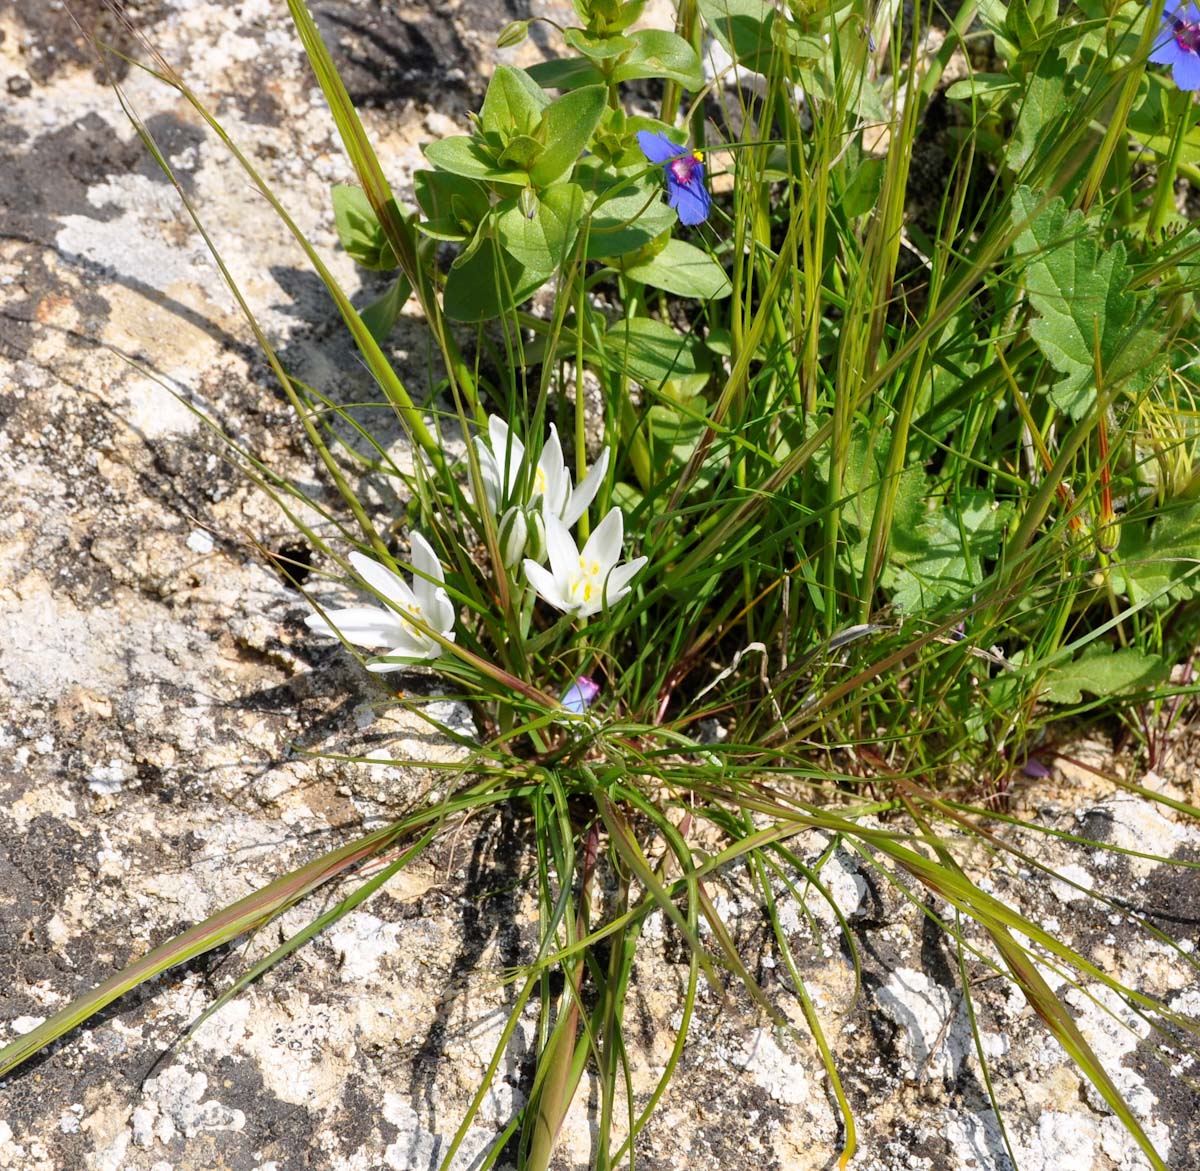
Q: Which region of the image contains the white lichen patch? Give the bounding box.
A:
[875,967,1008,1082]
[719,1027,810,1106]
[133,1066,246,1145]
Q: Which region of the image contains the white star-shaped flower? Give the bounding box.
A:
[523,507,646,620]
[305,534,456,670]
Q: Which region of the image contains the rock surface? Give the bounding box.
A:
[1,3,1198,1170]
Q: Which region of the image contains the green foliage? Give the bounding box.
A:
[27,2,1200,1170]
[1012,187,1164,418]
[1041,642,1170,703]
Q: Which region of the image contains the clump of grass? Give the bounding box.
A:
[7,0,1200,1167]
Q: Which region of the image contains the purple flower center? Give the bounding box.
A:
[668,153,702,184]
[1173,17,1200,52]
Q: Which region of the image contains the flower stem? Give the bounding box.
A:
[1147,90,1193,239]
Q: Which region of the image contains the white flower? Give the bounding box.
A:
[305,534,456,670]
[523,507,646,619]
[475,416,609,564]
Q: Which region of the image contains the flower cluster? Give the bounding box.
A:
[304,534,456,673]
[476,416,646,619]
[304,417,646,674]
[474,415,608,568]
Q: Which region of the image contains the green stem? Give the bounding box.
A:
[1147,89,1193,239]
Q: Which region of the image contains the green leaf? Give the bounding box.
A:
[944,73,1020,103]
[1041,643,1170,703]
[563,26,635,60]
[1008,53,1070,173]
[359,273,412,345]
[414,170,490,241]
[444,233,546,322]
[611,29,704,89]
[496,183,585,275]
[530,86,608,187]
[600,317,709,391]
[618,238,732,299]
[584,177,678,258]
[479,65,547,137]
[498,133,544,171]
[422,136,530,184]
[331,184,398,271]
[1012,186,1164,418]
[1115,501,1200,605]
[883,487,1013,612]
[696,0,774,75]
[526,56,606,89]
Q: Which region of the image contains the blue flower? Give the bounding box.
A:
[1150,3,1200,90]
[636,130,712,226]
[560,676,600,714]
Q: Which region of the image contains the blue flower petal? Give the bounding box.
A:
[1149,36,1180,66]
[637,130,686,164]
[670,171,712,225]
[1176,51,1200,89]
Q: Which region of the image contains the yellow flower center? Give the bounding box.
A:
[569,557,603,606]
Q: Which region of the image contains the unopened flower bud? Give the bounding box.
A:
[498,505,529,569]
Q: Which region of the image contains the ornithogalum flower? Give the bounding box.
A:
[305,535,456,670]
[475,416,609,566]
[1151,4,1200,90]
[637,130,712,226]
[523,508,647,620]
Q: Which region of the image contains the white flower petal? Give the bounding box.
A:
[305,605,402,646]
[562,446,610,527]
[349,551,418,611]
[474,437,503,515]
[408,532,446,610]
[365,657,411,674]
[603,556,647,603]
[538,425,571,518]
[488,415,524,498]
[542,511,581,581]
[580,507,623,569]
[524,558,574,613]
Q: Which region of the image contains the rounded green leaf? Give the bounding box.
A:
[618,238,731,299]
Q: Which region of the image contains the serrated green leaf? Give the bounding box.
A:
[1115,501,1200,605]
[1041,643,1170,703]
[530,86,608,187]
[1012,186,1164,419]
[883,487,1013,612]
[1009,54,1070,172]
[617,238,732,299]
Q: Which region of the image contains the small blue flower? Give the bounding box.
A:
[636,130,712,226]
[1150,3,1200,91]
[560,676,600,714]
